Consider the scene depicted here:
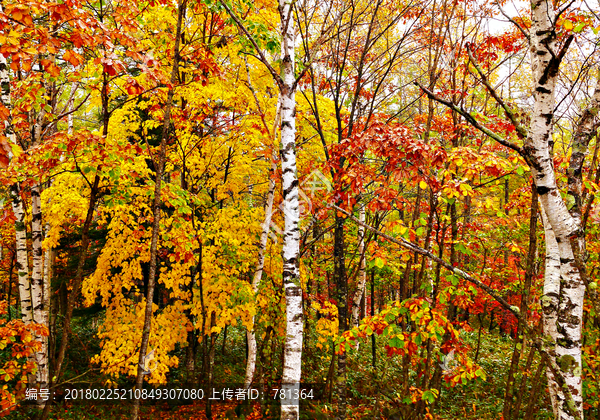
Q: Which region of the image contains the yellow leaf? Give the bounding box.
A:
[419,180,427,189]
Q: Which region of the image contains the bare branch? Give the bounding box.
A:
[217,0,283,88]
[330,204,520,318]
[555,0,577,24]
[495,0,529,39]
[467,45,528,139]
[416,82,525,155]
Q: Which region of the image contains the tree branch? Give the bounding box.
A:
[416,82,525,155]
[467,45,528,140]
[333,204,580,416]
[330,204,520,318]
[218,0,283,88]
[495,0,529,39]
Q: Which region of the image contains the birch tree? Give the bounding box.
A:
[242,59,280,388]
[351,205,367,332]
[518,3,583,417]
[0,44,31,331]
[0,2,48,390]
[218,0,307,416]
[418,0,600,416]
[30,100,49,391]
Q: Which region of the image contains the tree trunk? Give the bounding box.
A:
[31,184,49,389]
[10,185,32,325]
[242,61,280,389]
[130,2,185,419]
[334,213,347,420]
[371,270,376,368]
[1,26,37,388]
[220,0,304,415]
[540,206,562,416]
[244,160,276,388]
[527,2,584,417]
[29,61,50,392]
[279,0,303,417]
[351,205,368,332]
[1,26,31,325]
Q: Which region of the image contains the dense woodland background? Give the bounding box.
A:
[1,0,600,418]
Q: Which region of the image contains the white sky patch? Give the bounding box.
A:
[487,0,526,35]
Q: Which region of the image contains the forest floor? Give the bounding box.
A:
[7,322,552,420]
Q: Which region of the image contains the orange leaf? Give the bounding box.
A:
[125,79,144,95]
[63,49,81,67]
[0,105,9,120]
[41,59,61,77]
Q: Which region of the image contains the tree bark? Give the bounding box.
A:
[244,159,276,387]
[31,183,48,389]
[351,205,367,331]
[130,2,185,419]
[1,24,38,389]
[526,2,584,417]
[219,1,303,416]
[279,0,303,413]
[10,184,32,325]
[334,213,348,420]
[540,207,562,416]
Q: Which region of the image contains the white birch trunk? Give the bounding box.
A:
[31,184,49,388]
[2,16,49,388]
[351,206,367,334]
[1,30,33,327]
[11,184,32,324]
[40,231,53,388]
[242,59,281,388]
[528,1,584,417]
[30,82,49,388]
[279,0,303,417]
[540,208,561,417]
[244,160,276,388]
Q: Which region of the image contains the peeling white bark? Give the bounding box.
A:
[279,0,303,417]
[30,80,49,389]
[1,31,33,326]
[31,184,49,388]
[351,205,367,332]
[244,160,276,388]
[541,208,561,417]
[527,2,584,418]
[11,184,32,324]
[1,8,49,388]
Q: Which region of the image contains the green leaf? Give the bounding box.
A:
[449,274,459,286]
[574,22,586,33]
[422,390,436,404]
[456,242,471,255]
